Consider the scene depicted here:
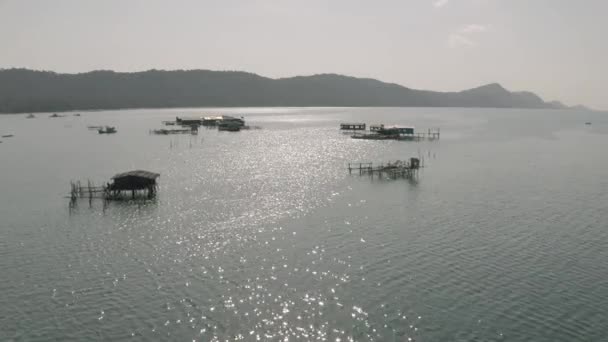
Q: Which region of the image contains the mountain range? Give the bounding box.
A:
[0,68,585,113]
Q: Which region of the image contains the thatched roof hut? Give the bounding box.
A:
[109,170,159,191]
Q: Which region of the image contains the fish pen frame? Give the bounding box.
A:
[348,158,422,180]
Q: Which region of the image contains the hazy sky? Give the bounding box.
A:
[1,0,606,108]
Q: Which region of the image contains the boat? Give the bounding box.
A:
[175,116,202,126]
[221,115,245,126]
[351,133,394,140]
[2,134,14,138]
[151,128,193,135]
[98,126,117,134]
[218,122,242,132]
[49,113,64,118]
[152,129,170,135]
[585,122,592,125]
[74,113,81,117]
[218,125,241,132]
[26,113,35,119]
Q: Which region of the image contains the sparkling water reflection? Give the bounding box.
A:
[1,107,608,341]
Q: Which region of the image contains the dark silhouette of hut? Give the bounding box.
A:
[107,170,159,199]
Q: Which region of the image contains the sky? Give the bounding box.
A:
[0,0,606,109]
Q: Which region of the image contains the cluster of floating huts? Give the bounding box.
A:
[154,115,248,135]
[340,122,440,141]
[69,119,430,204]
[21,112,254,137]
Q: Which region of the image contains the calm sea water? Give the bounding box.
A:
[1,107,607,341]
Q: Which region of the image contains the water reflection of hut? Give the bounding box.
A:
[107,170,160,198]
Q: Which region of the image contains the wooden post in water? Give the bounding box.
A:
[88,180,93,207]
[70,181,77,202]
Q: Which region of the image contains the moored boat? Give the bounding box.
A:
[151,128,193,135]
[98,126,117,134]
[175,116,202,126]
[218,122,242,131]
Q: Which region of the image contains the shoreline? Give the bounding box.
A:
[0,106,598,116]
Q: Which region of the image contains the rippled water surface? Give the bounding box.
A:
[1,107,608,341]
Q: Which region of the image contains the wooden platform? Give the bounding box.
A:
[348,158,422,179]
[351,128,440,141]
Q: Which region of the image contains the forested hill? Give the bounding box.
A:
[0,68,573,113]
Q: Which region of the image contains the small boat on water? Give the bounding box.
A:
[2,134,14,138]
[98,126,117,134]
[175,116,202,126]
[585,122,592,125]
[153,129,172,135]
[203,115,246,127]
[74,113,81,117]
[26,113,35,119]
[218,121,242,132]
[151,128,193,135]
[218,126,241,132]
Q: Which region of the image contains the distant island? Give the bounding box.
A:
[0,68,588,113]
